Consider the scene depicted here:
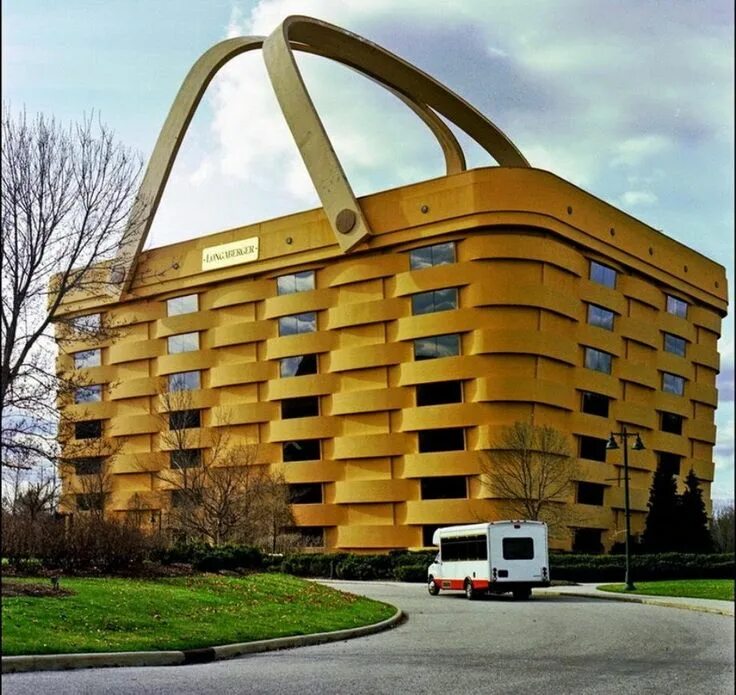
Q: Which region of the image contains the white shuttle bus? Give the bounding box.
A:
[427,520,550,600]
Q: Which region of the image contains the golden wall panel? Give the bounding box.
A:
[266,416,341,442]
[263,289,335,319]
[210,361,273,387]
[334,479,413,504]
[326,298,405,329]
[335,524,416,549]
[264,331,338,360]
[326,342,408,372]
[330,388,410,415]
[211,321,272,347]
[403,499,480,525]
[110,377,159,400]
[332,433,411,459]
[688,419,717,444]
[398,451,481,478]
[292,504,343,526]
[265,374,338,400]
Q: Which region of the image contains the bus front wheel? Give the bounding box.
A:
[428,577,440,596]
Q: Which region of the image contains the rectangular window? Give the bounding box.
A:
[276,270,315,295]
[288,483,323,504]
[409,242,456,270]
[573,528,603,553]
[662,372,685,396]
[584,347,612,374]
[281,396,319,419]
[418,428,465,453]
[579,436,608,462]
[587,304,615,331]
[666,295,688,318]
[169,371,201,391]
[76,493,103,511]
[416,381,463,406]
[590,261,617,288]
[166,294,198,316]
[278,312,317,336]
[171,490,190,508]
[660,412,683,435]
[73,349,101,369]
[581,391,609,417]
[413,334,461,360]
[411,288,458,315]
[423,525,442,547]
[441,534,487,561]
[420,476,467,500]
[283,439,321,462]
[502,537,534,560]
[658,452,681,476]
[280,354,318,378]
[71,314,101,333]
[167,332,199,354]
[71,457,104,475]
[577,482,605,506]
[170,449,201,469]
[169,410,201,430]
[663,333,687,357]
[74,384,102,403]
[75,420,102,439]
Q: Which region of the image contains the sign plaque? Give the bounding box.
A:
[202,237,259,271]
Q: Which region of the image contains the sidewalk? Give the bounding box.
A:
[537,582,734,617]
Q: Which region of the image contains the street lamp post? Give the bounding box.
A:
[606,425,645,591]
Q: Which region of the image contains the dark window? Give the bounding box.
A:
[420,476,467,500]
[281,396,319,419]
[167,332,199,353]
[577,482,605,506]
[71,457,104,475]
[660,412,683,435]
[280,354,318,377]
[658,452,681,477]
[409,242,456,270]
[502,537,534,560]
[666,295,688,318]
[572,528,603,554]
[441,534,488,561]
[416,381,462,406]
[590,261,617,288]
[587,304,615,331]
[76,493,103,511]
[423,525,441,547]
[284,526,324,547]
[75,420,102,439]
[581,391,609,417]
[169,410,201,430]
[283,439,321,462]
[277,271,315,295]
[663,333,687,357]
[166,294,198,316]
[414,334,461,360]
[169,371,200,391]
[579,436,608,462]
[75,384,102,403]
[278,312,317,336]
[74,349,101,368]
[171,490,195,508]
[411,288,458,315]
[662,372,685,396]
[288,483,323,504]
[585,347,612,374]
[170,449,201,469]
[418,428,465,453]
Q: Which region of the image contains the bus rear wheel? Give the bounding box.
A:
[513,587,532,601]
[464,580,477,600]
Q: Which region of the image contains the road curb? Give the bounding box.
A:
[1,608,404,674]
[543,589,734,617]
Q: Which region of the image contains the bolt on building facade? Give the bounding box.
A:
[56,17,728,552]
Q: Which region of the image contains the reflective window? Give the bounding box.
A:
[662,372,685,396]
[581,391,609,417]
[169,410,201,430]
[288,483,323,504]
[587,304,615,331]
[276,270,315,295]
[664,333,687,357]
[75,384,102,403]
[420,476,467,500]
[579,436,608,462]
[590,261,617,288]
[409,242,456,270]
[278,312,317,336]
[169,371,200,391]
[283,439,321,462]
[414,334,461,360]
[170,449,201,469]
[74,349,101,368]
[502,537,534,560]
[660,412,683,435]
[71,314,101,333]
[666,295,688,318]
[166,294,198,316]
[418,428,465,453]
[280,354,318,377]
[584,347,612,374]
[411,288,458,315]
[167,332,199,353]
[577,482,605,506]
[75,420,102,439]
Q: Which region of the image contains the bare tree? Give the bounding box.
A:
[710,500,735,553]
[1,106,144,468]
[481,421,578,533]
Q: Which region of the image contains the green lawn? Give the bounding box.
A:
[1,574,395,656]
[597,579,734,601]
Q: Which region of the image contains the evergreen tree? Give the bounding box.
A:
[641,465,679,552]
[678,469,713,553]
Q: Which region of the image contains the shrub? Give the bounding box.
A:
[335,554,394,580]
[393,564,428,583]
[153,542,262,572]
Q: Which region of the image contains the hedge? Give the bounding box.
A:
[153,542,262,572]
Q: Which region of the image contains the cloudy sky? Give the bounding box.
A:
[3,0,733,499]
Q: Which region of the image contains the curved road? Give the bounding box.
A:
[3,581,733,695]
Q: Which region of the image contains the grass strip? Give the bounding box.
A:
[1,574,395,656]
[597,579,734,602]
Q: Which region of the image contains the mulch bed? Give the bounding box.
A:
[1,580,76,598]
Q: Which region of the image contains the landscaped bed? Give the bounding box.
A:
[1,574,395,656]
[597,579,734,602]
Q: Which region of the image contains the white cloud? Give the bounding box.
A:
[619,190,659,207]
